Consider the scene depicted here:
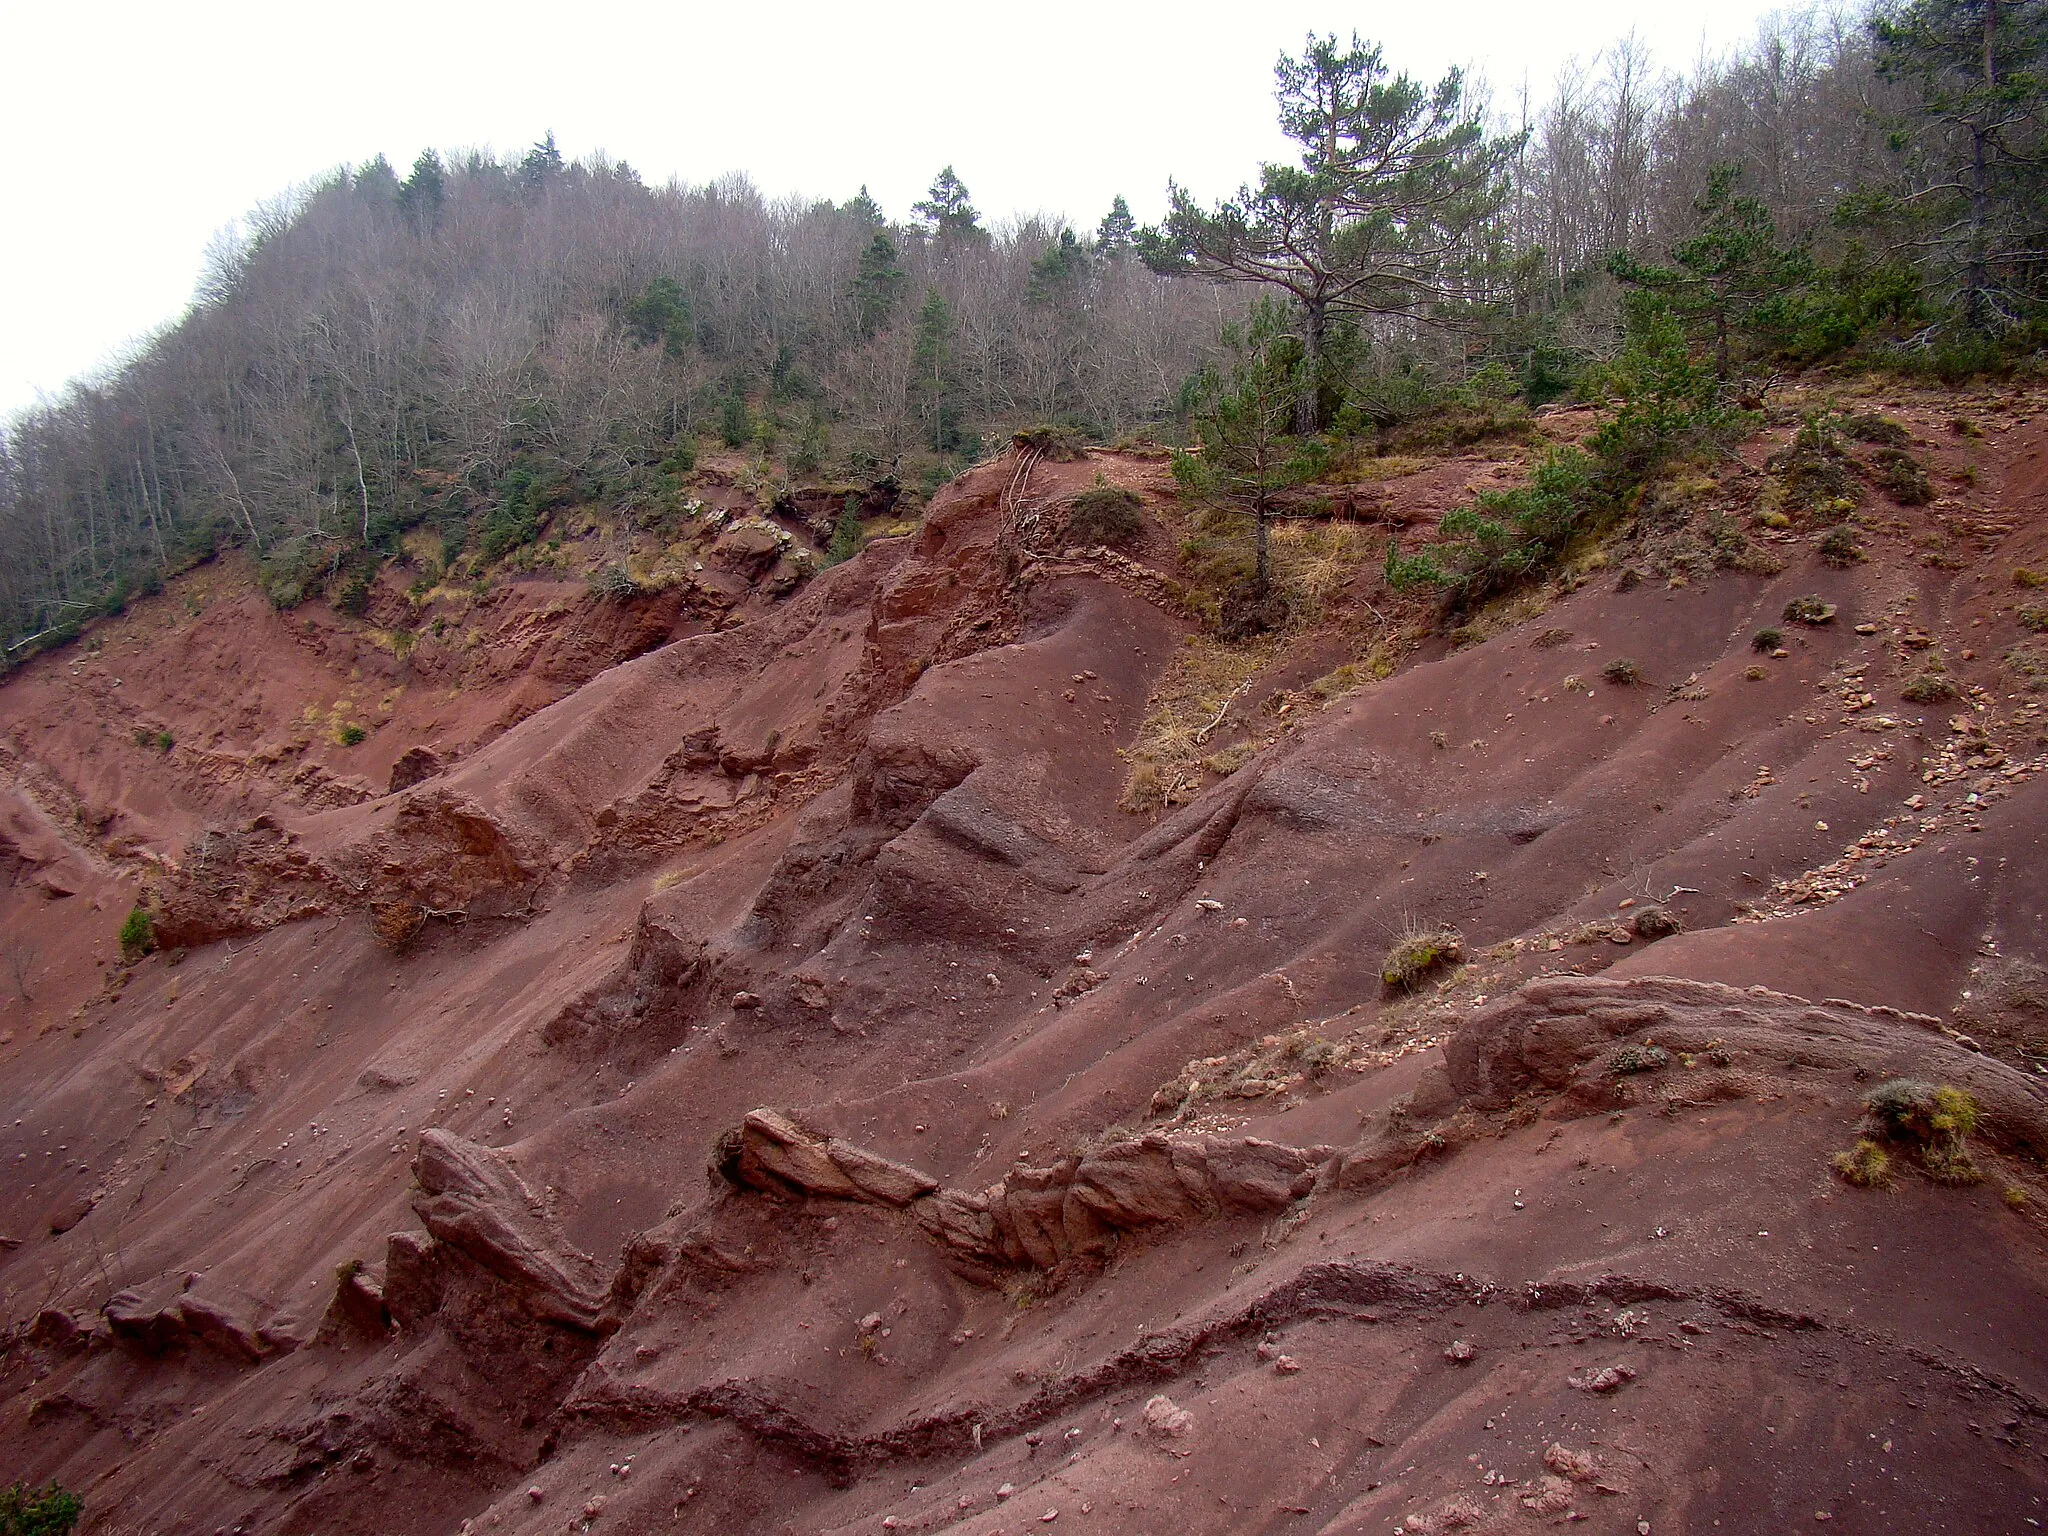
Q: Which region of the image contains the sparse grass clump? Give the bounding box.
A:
[1752,626,1783,652]
[1381,924,1464,991]
[2007,642,2048,691]
[1066,478,1145,547]
[1784,595,1837,625]
[1856,1079,1983,1186]
[1606,1043,1670,1075]
[1602,657,1645,686]
[1119,632,1280,812]
[2016,568,2047,589]
[2017,607,2048,634]
[1832,1138,1894,1188]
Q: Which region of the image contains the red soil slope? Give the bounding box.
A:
[3,390,2047,1536]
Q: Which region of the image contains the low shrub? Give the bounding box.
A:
[1784,595,1836,625]
[1067,479,1145,547]
[1860,1079,1982,1185]
[1012,424,1089,461]
[587,564,635,601]
[1901,671,1959,703]
[0,1480,82,1535]
[2017,568,2046,589]
[1817,526,1864,567]
[1867,446,1932,505]
[1381,925,1464,991]
[118,906,154,962]
[1630,906,1682,940]
[1607,1043,1670,1075]
[1602,657,1645,686]
[2018,607,2048,634]
[336,723,368,747]
[1766,412,1860,515]
[1841,412,1910,447]
[1752,626,1783,652]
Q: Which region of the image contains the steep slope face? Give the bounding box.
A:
[1,396,2046,1536]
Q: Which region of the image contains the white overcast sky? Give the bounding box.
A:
[4,0,1802,419]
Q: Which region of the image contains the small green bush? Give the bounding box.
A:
[823,494,867,567]
[2016,568,2046,589]
[118,906,154,962]
[1752,626,1783,652]
[2018,608,2048,634]
[337,723,368,747]
[1381,926,1464,990]
[1607,1043,1670,1075]
[0,1480,82,1536]
[1602,657,1645,686]
[1067,479,1145,547]
[1784,595,1836,625]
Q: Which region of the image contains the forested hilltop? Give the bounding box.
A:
[2,0,2042,660]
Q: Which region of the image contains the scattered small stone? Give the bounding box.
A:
[731,991,761,1009]
[1546,1443,1596,1481]
[1142,1394,1194,1440]
[1273,1354,1302,1373]
[996,1483,1017,1501]
[526,1487,544,1503]
[1445,1339,1477,1364]
[1571,1364,1638,1393]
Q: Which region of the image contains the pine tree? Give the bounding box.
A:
[1171,298,1328,602]
[851,232,907,337]
[1028,229,1087,303]
[519,131,564,196]
[398,150,445,233]
[1871,0,2048,330]
[1096,195,1138,256]
[913,167,986,247]
[1607,165,1815,377]
[1152,32,1521,431]
[911,288,957,450]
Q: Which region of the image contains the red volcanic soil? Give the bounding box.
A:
[3,389,2048,1536]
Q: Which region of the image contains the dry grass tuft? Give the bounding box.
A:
[1118,633,1280,812]
[1381,921,1465,991]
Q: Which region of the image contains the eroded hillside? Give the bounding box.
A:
[4,385,2048,1536]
